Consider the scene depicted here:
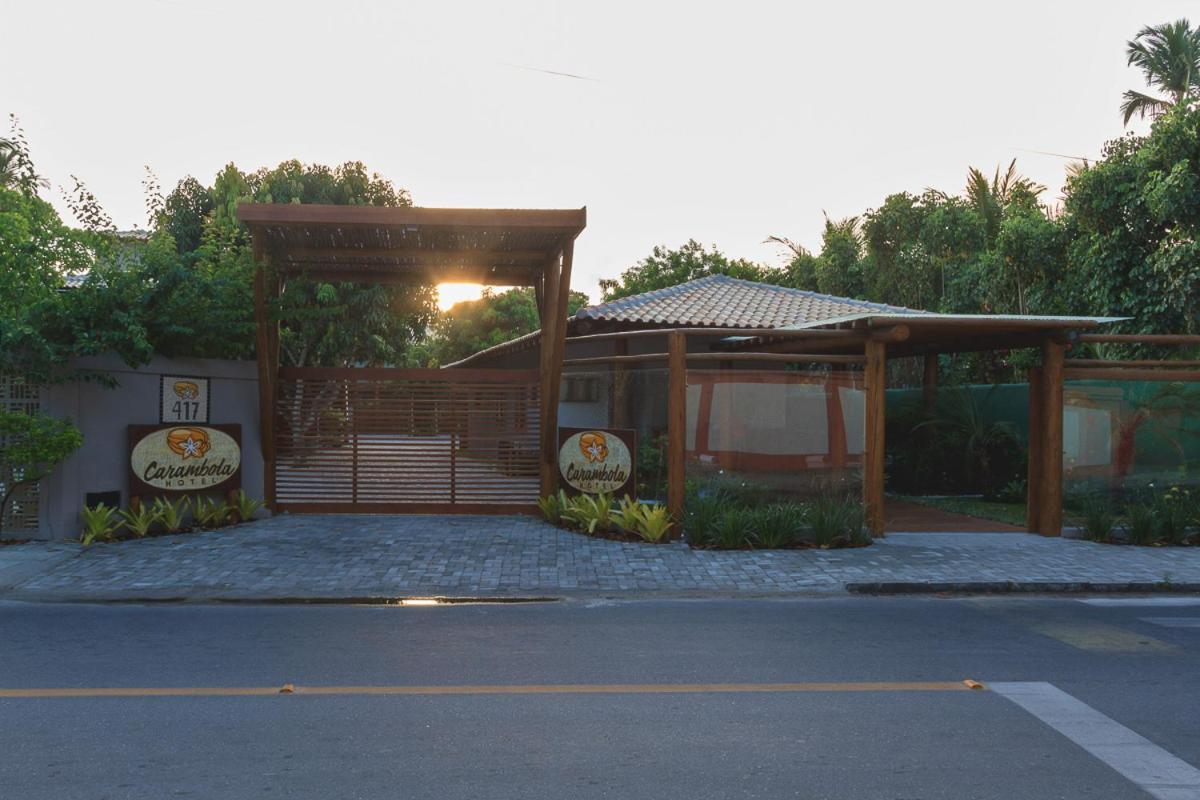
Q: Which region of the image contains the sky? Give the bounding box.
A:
[2,0,1190,308]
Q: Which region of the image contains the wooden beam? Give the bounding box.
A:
[1077,333,1200,345]
[869,324,910,342]
[1026,367,1044,533]
[563,352,868,367]
[1065,359,1200,368]
[237,203,588,233]
[1037,340,1065,537]
[564,327,862,345]
[667,331,687,524]
[277,247,549,263]
[272,267,539,287]
[1063,368,1200,382]
[863,340,887,537]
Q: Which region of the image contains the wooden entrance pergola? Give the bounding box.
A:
[237,203,586,511]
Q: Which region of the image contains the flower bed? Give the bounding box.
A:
[538,484,871,551]
[1070,485,1200,546]
[78,491,264,545]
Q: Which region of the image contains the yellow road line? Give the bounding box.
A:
[0,681,984,699]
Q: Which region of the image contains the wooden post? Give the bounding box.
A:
[1037,340,1065,536]
[667,331,687,524]
[611,338,631,428]
[863,340,887,537]
[921,353,938,414]
[251,234,277,510]
[1026,367,1043,533]
[538,243,573,497]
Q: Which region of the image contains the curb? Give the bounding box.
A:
[845,581,1200,595]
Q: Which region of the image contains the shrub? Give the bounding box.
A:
[193,496,231,528]
[751,503,807,549]
[562,493,615,534]
[1125,501,1160,546]
[1073,493,1117,543]
[231,490,263,523]
[712,508,755,549]
[1153,488,1193,545]
[684,490,728,547]
[119,504,159,538]
[808,493,867,548]
[536,491,566,524]
[1,411,83,536]
[615,497,674,543]
[79,504,121,546]
[152,496,190,534]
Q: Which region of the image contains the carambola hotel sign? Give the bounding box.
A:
[128,424,242,494]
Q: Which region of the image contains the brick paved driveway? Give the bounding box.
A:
[5,515,1200,601]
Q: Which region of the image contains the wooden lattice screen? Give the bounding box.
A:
[274,368,541,513]
[0,377,42,533]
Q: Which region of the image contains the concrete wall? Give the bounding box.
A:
[38,354,263,540]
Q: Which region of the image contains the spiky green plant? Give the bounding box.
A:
[713,508,755,550]
[119,504,159,538]
[152,496,190,534]
[193,496,231,528]
[614,497,674,543]
[808,493,867,548]
[79,504,121,546]
[1073,493,1118,543]
[751,503,806,549]
[561,493,615,534]
[231,490,263,524]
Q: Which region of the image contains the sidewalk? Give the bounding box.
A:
[3,515,1200,602]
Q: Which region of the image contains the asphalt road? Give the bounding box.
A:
[2,596,1199,799]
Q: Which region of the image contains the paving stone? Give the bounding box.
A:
[3,519,1200,601]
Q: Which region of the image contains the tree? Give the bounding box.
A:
[1062,103,1200,335]
[427,287,589,366]
[0,116,48,193]
[599,240,777,302]
[1121,19,1200,125]
[0,411,82,536]
[962,160,1046,242]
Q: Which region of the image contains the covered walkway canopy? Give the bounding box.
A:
[237,203,587,507]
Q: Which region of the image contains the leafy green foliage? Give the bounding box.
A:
[1120,19,1200,125]
[119,504,159,538]
[808,493,868,548]
[536,491,568,524]
[1072,493,1118,542]
[599,240,787,302]
[561,492,616,534]
[231,490,263,523]
[193,496,231,528]
[152,496,190,534]
[426,288,589,366]
[613,496,674,543]
[750,503,807,549]
[0,411,83,533]
[79,504,120,546]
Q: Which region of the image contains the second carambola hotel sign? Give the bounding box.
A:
[128,424,242,494]
[557,427,636,497]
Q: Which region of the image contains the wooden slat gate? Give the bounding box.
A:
[274,368,541,513]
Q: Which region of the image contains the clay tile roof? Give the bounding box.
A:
[575,274,923,329]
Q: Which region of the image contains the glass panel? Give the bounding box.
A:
[559,366,669,503]
[685,367,864,502]
[1063,378,1200,502]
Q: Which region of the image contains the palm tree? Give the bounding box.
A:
[0,138,20,188]
[1121,19,1200,126]
[964,160,1046,242]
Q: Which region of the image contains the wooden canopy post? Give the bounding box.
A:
[251,233,279,510]
[1026,367,1044,533]
[1036,340,1065,536]
[863,340,887,536]
[538,243,574,497]
[667,331,687,524]
[921,353,938,413]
